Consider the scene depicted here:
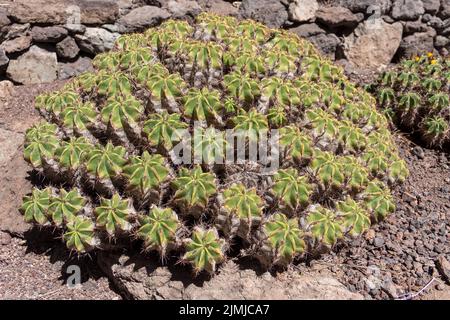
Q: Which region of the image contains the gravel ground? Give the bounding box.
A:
[0,230,120,300]
[317,134,450,300]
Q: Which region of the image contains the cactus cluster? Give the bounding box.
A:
[21,13,407,275]
[371,53,450,147]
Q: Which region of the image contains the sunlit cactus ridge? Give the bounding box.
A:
[22,13,407,275]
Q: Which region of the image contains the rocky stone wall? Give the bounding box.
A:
[244,0,450,70]
[0,0,449,84]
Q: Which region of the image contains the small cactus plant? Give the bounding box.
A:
[21,13,407,275]
[371,53,450,147]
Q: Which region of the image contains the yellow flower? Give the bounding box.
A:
[427,52,433,58]
[430,59,437,65]
[414,56,420,62]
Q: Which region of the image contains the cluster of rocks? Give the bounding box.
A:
[242,0,450,70]
[0,0,208,84]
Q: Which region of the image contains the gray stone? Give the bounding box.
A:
[200,0,239,16]
[316,6,360,28]
[442,26,450,36]
[338,0,392,14]
[75,28,119,55]
[64,24,87,35]
[441,0,450,19]
[436,256,450,284]
[0,48,9,70]
[0,9,11,28]
[98,253,364,300]
[289,23,326,38]
[101,24,122,33]
[31,26,68,43]
[288,0,319,23]
[423,14,444,30]
[163,0,202,19]
[435,35,450,47]
[398,31,435,59]
[0,35,32,54]
[308,33,341,60]
[8,0,119,24]
[117,6,171,33]
[117,0,135,15]
[5,23,30,40]
[391,0,425,21]
[374,237,385,247]
[343,19,403,70]
[58,56,94,80]
[381,278,399,298]
[382,15,395,23]
[56,37,80,59]
[239,0,289,28]
[403,21,429,35]
[422,0,440,14]
[0,80,14,100]
[6,45,58,84]
[0,231,11,245]
[413,146,425,159]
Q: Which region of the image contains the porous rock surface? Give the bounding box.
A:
[98,252,363,300]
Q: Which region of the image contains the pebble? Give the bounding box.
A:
[412,146,425,159]
[436,256,450,283]
[373,237,385,248]
[0,232,11,245]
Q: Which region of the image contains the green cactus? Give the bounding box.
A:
[137,206,180,255]
[63,216,98,253]
[123,151,170,198]
[183,87,221,122]
[336,198,370,237]
[372,54,450,147]
[219,184,263,238]
[271,169,313,211]
[232,108,268,141]
[363,180,395,221]
[48,188,86,226]
[101,95,144,129]
[279,126,314,162]
[21,188,51,225]
[310,151,345,189]
[421,116,449,146]
[172,166,217,216]
[224,71,260,104]
[143,111,188,150]
[94,193,134,235]
[85,143,127,180]
[307,206,343,246]
[60,101,97,134]
[55,137,92,171]
[23,122,60,168]
[182,227,225,275]
[258,213,305,267]
[20,13,407,274]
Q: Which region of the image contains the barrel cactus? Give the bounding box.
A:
[21,13,407,275]
[370,53,450,147]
